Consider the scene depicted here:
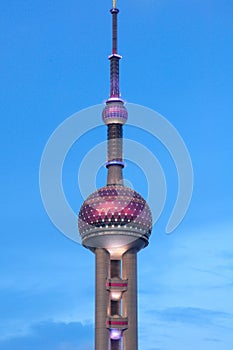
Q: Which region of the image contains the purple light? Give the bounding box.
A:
[110,329,122,340]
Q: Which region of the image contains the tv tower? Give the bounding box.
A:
[78,1,153,349]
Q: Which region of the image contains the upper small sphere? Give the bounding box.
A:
[102,102,128,125]
[78,185,152,251]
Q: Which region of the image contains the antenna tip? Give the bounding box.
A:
[113,0,117,9]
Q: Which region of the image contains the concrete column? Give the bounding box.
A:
[111,340,121,350]
[122,251,138,350]
[107,165,123,185]
[95,248,110,350]
[107,124,123,186]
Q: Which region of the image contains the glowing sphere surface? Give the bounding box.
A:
[78,185,152,249]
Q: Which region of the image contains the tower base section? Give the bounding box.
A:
[95,248,110,350]
[122,250,138,350]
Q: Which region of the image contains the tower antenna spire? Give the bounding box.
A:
[102,0,128,184]
[109,0,121,98]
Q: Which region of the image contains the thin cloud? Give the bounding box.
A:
[147,307,231,326]
[0,321,93,350]
[204,337,222,343]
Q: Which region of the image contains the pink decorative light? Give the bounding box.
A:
[78,185,152,233]
[110,329,122,340]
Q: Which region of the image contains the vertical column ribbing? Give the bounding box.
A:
[111,9,118,54]
[111,340,121,350]
[107,124,123,185]
[95,248,110,350]
[110,57,120,97]
[107,124,123,162]
[110,7,121,98]
[106,6,124,187]
[122,251,138,350]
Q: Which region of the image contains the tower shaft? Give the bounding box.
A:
[78,2,153,350]
[122,251,138,350]
[95,250,139,350]
[95,249,110,350]
[107,124,123,185]
[109,7,121,98]
[105,4,125,186]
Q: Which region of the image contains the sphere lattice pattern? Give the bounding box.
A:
[102,102,128,125]
[78,185,152,242]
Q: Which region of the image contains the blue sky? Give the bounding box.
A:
[1,0,233,349]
